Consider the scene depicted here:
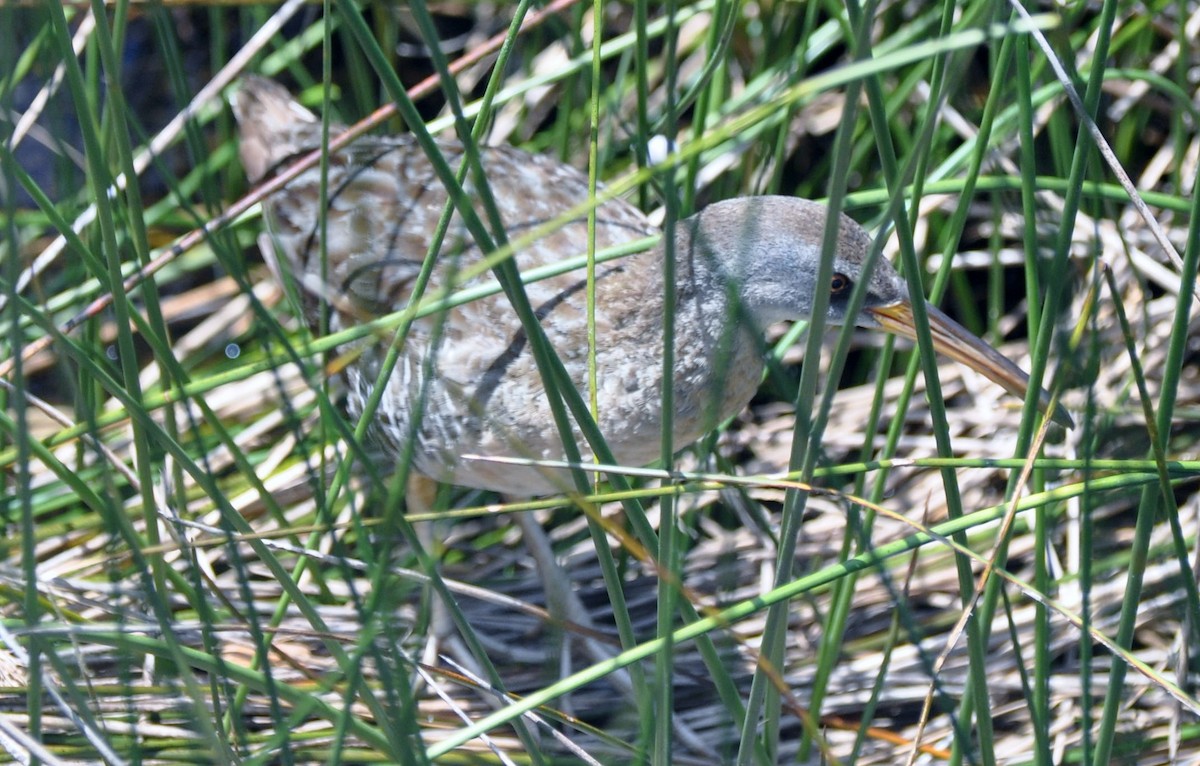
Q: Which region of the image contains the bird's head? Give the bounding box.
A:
[684,196,1072,427]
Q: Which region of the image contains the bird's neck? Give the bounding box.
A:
[669,212,794,332]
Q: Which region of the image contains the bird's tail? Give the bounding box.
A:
[230,76,320,185]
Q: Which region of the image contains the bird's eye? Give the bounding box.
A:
[830,273,852,295]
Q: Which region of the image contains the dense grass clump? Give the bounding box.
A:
[1,2,1197,763]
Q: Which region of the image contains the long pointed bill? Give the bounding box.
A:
[868,301,1073,429]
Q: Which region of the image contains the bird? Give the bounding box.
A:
[230,76,1068,648]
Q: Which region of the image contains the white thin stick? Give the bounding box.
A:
[2,0,307,312]
[1009,0,1188,282]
